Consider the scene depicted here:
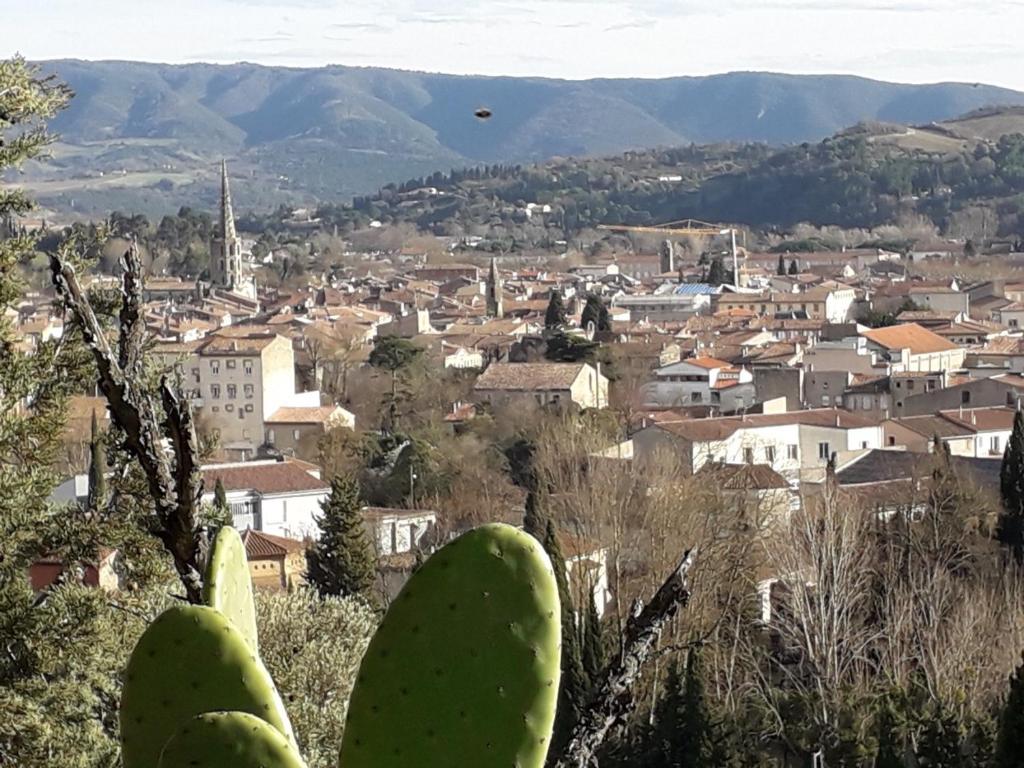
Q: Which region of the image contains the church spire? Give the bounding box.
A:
[487,257,504,319]
[220,158,237,247]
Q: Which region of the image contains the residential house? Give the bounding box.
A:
[474,362,609,410]
[860,323,966,373]
[200,459,330,539]
[644,356,755,411]
[242,529,307,590]
[264,405,355,460]
[882,407,1016,458]
[897,373,1024,416]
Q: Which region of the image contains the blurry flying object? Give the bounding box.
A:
[474,107,493,120]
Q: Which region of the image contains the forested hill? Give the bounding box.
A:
[306,108,1024,244]
[13,59,1024,218]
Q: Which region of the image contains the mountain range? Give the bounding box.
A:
[13,59,1024,218]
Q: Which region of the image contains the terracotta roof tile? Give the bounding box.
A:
[202,460,328,495]
[474,362,588,391]
[861,323,959,354]
[242,529,306,558]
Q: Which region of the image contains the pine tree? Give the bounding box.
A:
[545,290,567,330]
[789,258,799,275]
[523,489,545,540]
[306,476,377,604]
[707,255,727,286]
[86,410,106,512]
[777,253,787,276]
[544,519,588,752]
[995,654,1024,767]
[679,646,716,767]
[581,294,611,332]
[644,660,685,768]
[999,409,1024,562]
[918,702,963,768]
[582,588,605,685]
[875,693,906,768]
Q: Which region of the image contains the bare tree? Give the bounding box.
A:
[51,242,205,601]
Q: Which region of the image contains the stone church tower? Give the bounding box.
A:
[486,257,504,319]
[210,160,255,300]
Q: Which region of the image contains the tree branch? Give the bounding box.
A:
[50,245,204,602]
[551,549,697,768]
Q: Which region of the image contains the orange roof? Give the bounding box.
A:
[686,356,732,370]
[861,323,959,354]
[265,406,345,424]
[241,529,306,559]
[202,460,328,495]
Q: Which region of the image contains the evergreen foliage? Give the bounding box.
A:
[777,253,787,275]
[999,409,1024,562]
[86,410,106,512]
[545,291,567,329]
[523,490,545,541]
[545,331,599,363]
[995,654,1024,768]
[543,519,588,752]
[789,258,799,275]
[580,294,611,332]
[707,255,727,285]
[581,589,605,685]
[918,703,964,768]
[306,476,377,604]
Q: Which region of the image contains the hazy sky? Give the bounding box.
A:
[3,0,1024,89]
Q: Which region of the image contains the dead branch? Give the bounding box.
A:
[552,548,696,768]
[50,243,204,602]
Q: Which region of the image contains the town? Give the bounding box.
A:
[9,48,1024,768]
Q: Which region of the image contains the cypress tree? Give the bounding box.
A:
[645,660,685,768]
[523,489,545,541]
[707,256,726,286]
[213,477,228,513]
[306,475,377,604]
[999,409,1024,562]
[545,290,567,330]
[789,258,799,275]
[86,410,106,511]
[679,645,715,767]
[581,294,611,332]
[544,519,588,752]
[582,588,605,685]
[777,253,787,276]
[995,654,1024,767]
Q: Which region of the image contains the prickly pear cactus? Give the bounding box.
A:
[339,523,561,768]
[120,605,295,768]
[203,525,259,651]
[158,712,306,768]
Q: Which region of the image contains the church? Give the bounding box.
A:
[209,160,257,303]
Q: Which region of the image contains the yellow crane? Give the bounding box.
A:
[596,219,742,284]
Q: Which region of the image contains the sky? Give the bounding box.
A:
[3,0,1024,90]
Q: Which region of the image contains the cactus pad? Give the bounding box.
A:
[158,711,306,768]
[203,525,259,652]
[339,523,561,768]
[120,605,295,768]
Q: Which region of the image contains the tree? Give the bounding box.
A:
[999,409,1024,562]
[875,693,906,768]
[995,655,1024,768]
[917,703,963,767]
[580,294,610,333]
[789,258,799,275]
[777,253,787,276]
[214,477,229,513]
[306,476,377,604]
[544,519,589,752]
[581,590,605,685]
[707,255,727,286]
[86,410,106,512]
[965,238,977,258]
[523,489,545,540]
[368,335,422,399]
[545,290,567,330]
[545,332,599,363]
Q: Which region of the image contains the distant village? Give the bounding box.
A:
[18,162,1024,605]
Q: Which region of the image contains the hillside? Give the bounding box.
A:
[10,60,1024,218]
[302,107,1024,246]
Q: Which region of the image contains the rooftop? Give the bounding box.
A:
[474,362,589,391]
[202,460,328,495]
[860,323,959,355]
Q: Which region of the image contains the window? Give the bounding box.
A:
[238,411,245,420]
[1012,319,1020,329]
[907,380,915,391]
[226,360,236,369]
[861,441,868,449]
[818,442,831,460]
[225,404,234,412]
[888,435,896,446]
[227,384,237,399]
[765,446,776,463]
[210,361,220,374]
[267,429,276,444]
[962,391,971,405]
[821,395,830,406]
[292,429,301,441]
[244,384,254,399]
[243,429,251,439]
[822,381,829,390]
[927,380,936,391]
[743,447,754,464]
[245,404,254,413]
[862,396,872,410]
[787,445,798,460]
[192,367,200,383]
[211,406,220,412]
[244,360,253,375]
[991,436,1001,453]
[210,384,220,399]
[691,392,702,403]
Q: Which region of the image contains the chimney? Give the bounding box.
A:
[971,411,976,425]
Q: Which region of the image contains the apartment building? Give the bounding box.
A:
[644,356,755,411]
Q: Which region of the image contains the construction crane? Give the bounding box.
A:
[596,219,742,285]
